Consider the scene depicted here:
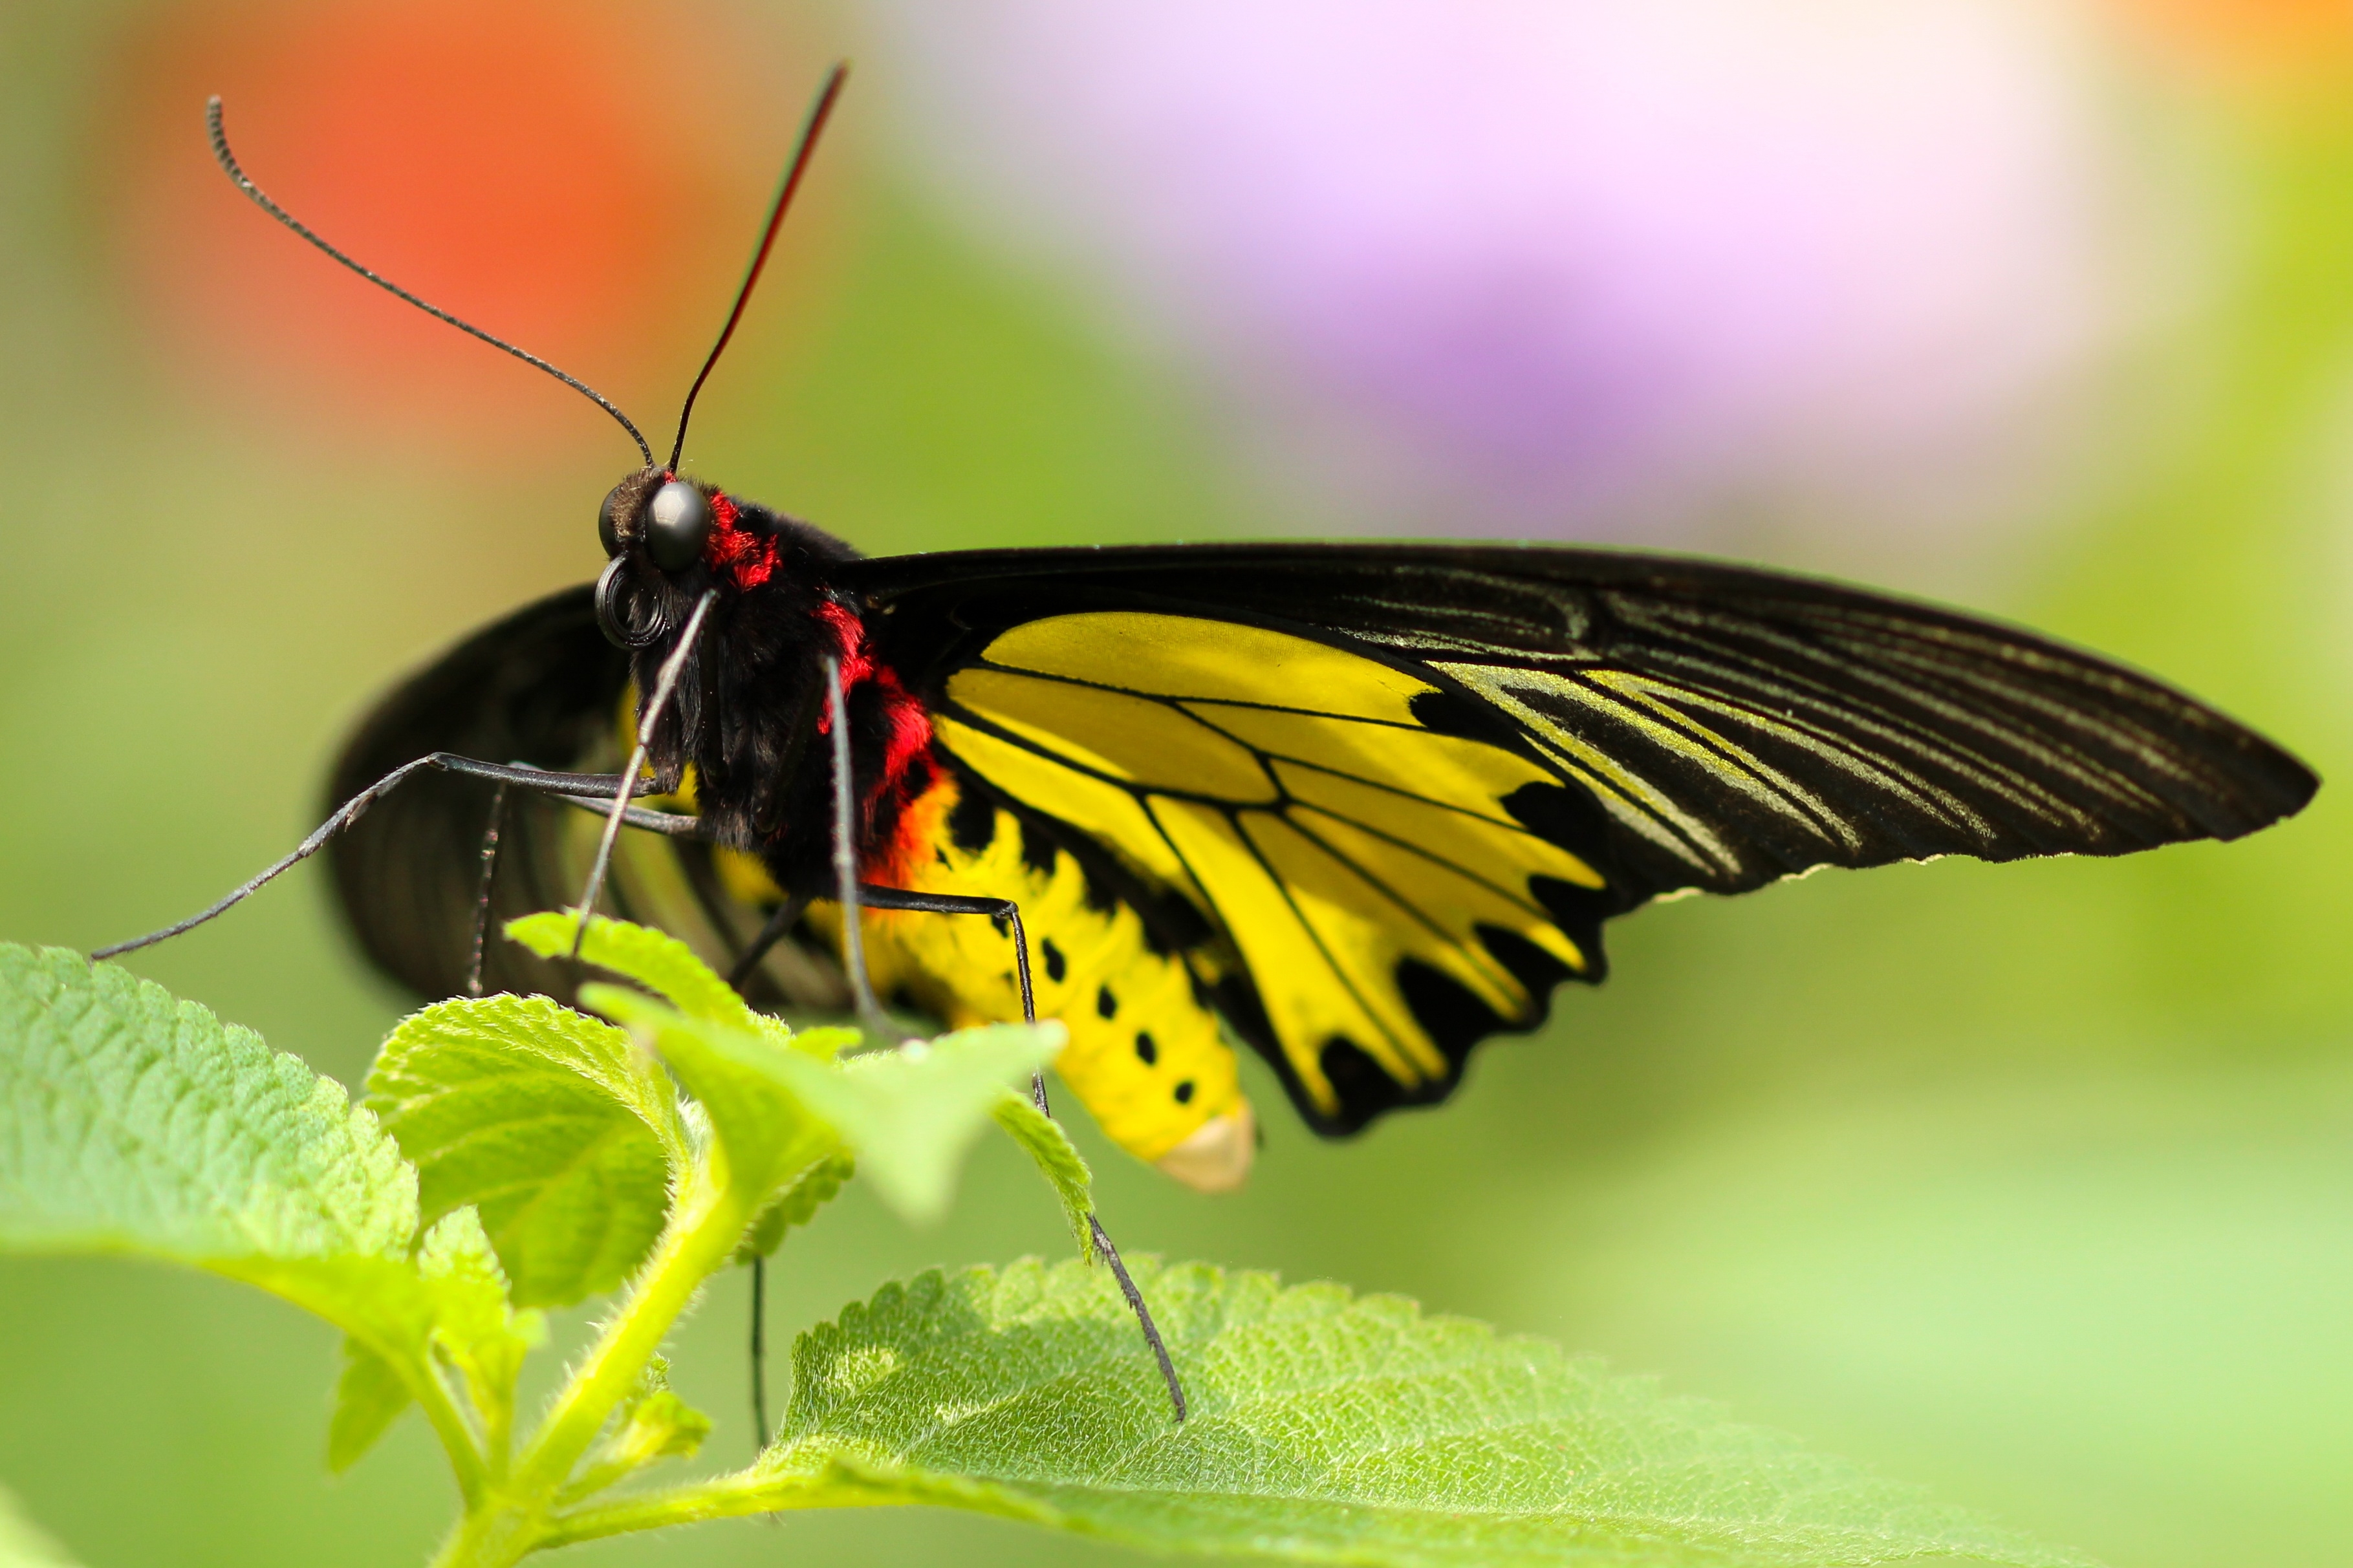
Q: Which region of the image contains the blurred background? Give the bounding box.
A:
[1,1,2348,1564]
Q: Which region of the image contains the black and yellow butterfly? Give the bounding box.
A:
[325,515,2318,1190]
[120,72,2319,1196]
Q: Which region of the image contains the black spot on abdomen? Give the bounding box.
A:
[1041,938,1066,983]
[1017,817,1059,876]
[1134,1031,1156,1066]
[1097,984,1117,1018]
[946,786,998,854]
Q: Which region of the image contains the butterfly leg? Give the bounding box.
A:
[92,755,702,960]
[854,879,1188,1423]
[567,590,715,961]
[464,782,510,998]
[749,1247,771,1455]
[727,892,816,991]
[855,885,1036,1069]
[819,656,911,1044]
[817,659,1185,1421]
[718,890,810,1459]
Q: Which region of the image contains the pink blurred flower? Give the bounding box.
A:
[869,0,2135,555]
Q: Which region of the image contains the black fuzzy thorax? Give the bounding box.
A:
[618,488,907,899]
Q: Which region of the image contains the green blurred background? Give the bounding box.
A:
[3,2,2349,1565]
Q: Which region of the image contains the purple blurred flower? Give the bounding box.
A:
[870,1,2133,553]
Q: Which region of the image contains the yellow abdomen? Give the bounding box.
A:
[851,793,1255,1192]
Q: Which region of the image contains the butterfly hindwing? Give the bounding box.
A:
[324,586,845,1015]
[327,586,625,1003]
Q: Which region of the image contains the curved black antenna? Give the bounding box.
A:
[667,61,849,472]
[207,96,655,466]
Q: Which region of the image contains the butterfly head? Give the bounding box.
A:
[593,468,782,649]
[599,469,711,571]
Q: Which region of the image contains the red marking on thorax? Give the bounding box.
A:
[814,599,937,875]
[700,488,777,589]
[814,599,873,691]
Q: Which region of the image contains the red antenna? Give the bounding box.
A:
[666,61,849,472]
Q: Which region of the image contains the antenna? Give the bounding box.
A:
[207,96,655,466]
[666,61,849,472]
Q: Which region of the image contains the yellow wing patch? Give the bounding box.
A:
[936,611,1611,1130]
[951,669,1277,802]
[986,611,1435,721]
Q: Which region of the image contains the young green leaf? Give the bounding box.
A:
[0,1483,78,1568]
[506,912,757,1031]
[579,985,838,1210]
[558,1355,714,1505]
[736,1151,855,1263]
[770,1025,1067,1226]
[992,1092,1094,1258]
[414,1207,544,1454]
[328,1338,413,1474]
[581,983,1060,1227]
[367,993,682,1308]
[742,1260,2090,1568]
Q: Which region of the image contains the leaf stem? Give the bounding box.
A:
[411,1357,492,1510]
[535,1463,937,1549]
[423,1506,536,1568]
[510,1176,748,1497]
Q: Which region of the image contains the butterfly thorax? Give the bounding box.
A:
[600,470,938,897]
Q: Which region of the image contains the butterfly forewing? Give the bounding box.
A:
[854,542,2314,1130]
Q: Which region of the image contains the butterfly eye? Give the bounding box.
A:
[597,484,627,558]
[645,480,713,572]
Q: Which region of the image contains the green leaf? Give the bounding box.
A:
[992,1091,1094,1258]
[0,1484,78,1568]
[760,1260,2090,1568]
[367,993,682,1308]
[581,983,1059,1227]
[0,945,413,1265]
[776,1025,1067,1225]
[329,1338,413,1473]
[783,1024,862,1062]
[0,946,530,1445]
[579,985,838,1209]
[506,912,757,1031]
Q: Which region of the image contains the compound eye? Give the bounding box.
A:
[645,480,713,572]
[596,483,627,558]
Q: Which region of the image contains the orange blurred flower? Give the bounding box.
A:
[108,0,838,461]
[2109,0,2353,95]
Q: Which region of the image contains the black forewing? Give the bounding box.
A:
[848,542,2317,904]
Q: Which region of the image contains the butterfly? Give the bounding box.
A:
[111,68,2320,1200]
